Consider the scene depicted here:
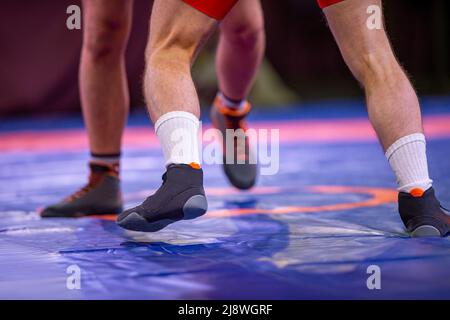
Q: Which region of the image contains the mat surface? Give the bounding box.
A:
[1,99,449,299]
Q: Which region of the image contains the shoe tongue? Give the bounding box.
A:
[165,163,202,184]
[88,163,119,186]
[166,163,179,170]
[166,163,201,171]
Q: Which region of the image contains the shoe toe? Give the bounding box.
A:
[117,208,137,223]
[225,164,257,190]
[40,206,62,218]
[116,211,147,231]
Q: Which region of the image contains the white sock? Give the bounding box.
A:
[155,111,201,167]
[90,153,121,167]
[385,133,433,194]
[219,93,247,111]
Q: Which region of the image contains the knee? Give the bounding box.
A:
[144,45,191,91]
[347,50,402,87]
[221,20,265,50]
[83,18,129,62]
[146,42,191,74]
[146,26,211,71]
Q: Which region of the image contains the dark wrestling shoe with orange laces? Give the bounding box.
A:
[210,95,258,190]
[399,187,450,237]
[40,162,123,218]
[117,163,207,232]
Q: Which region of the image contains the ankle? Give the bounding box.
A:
[385,133,433,195]
[218,92,249,112]
[89,152,121,175]
[89,162,120,179]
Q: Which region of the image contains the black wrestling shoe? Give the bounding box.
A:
[210,95,258,190]
[398,187,450,237]
[41,163,123,218]
[117,163,208,232]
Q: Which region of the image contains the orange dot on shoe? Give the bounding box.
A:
[189,162,201,170]
[410,188,425,197]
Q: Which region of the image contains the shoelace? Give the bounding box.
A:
[65,181,94,202]
[64,172,103,202]
[141,170,171,207]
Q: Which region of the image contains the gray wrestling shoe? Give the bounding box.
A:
[117,163,207,232]
[398,187,450,237]
[210,95,258,190]
[40,163,123,218]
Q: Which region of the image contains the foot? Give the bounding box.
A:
[40,163,123,218]
[117,164,208,232]
[398,187,450,237]
[210,95,258,190]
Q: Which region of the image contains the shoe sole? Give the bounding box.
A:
[117,195,208,232]
[411,225,441,237]
[40,209,123,218]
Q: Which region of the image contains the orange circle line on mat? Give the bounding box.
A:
[93,185,397,221]
[207,185,397,218]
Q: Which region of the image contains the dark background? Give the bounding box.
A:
[0,0,449,116]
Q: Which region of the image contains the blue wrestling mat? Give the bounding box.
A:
[0,98,449,300]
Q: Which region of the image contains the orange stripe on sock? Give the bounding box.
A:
[214,96,252,117]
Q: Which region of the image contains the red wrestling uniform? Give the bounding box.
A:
[182,0,239,20]
[183,0,347,21]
